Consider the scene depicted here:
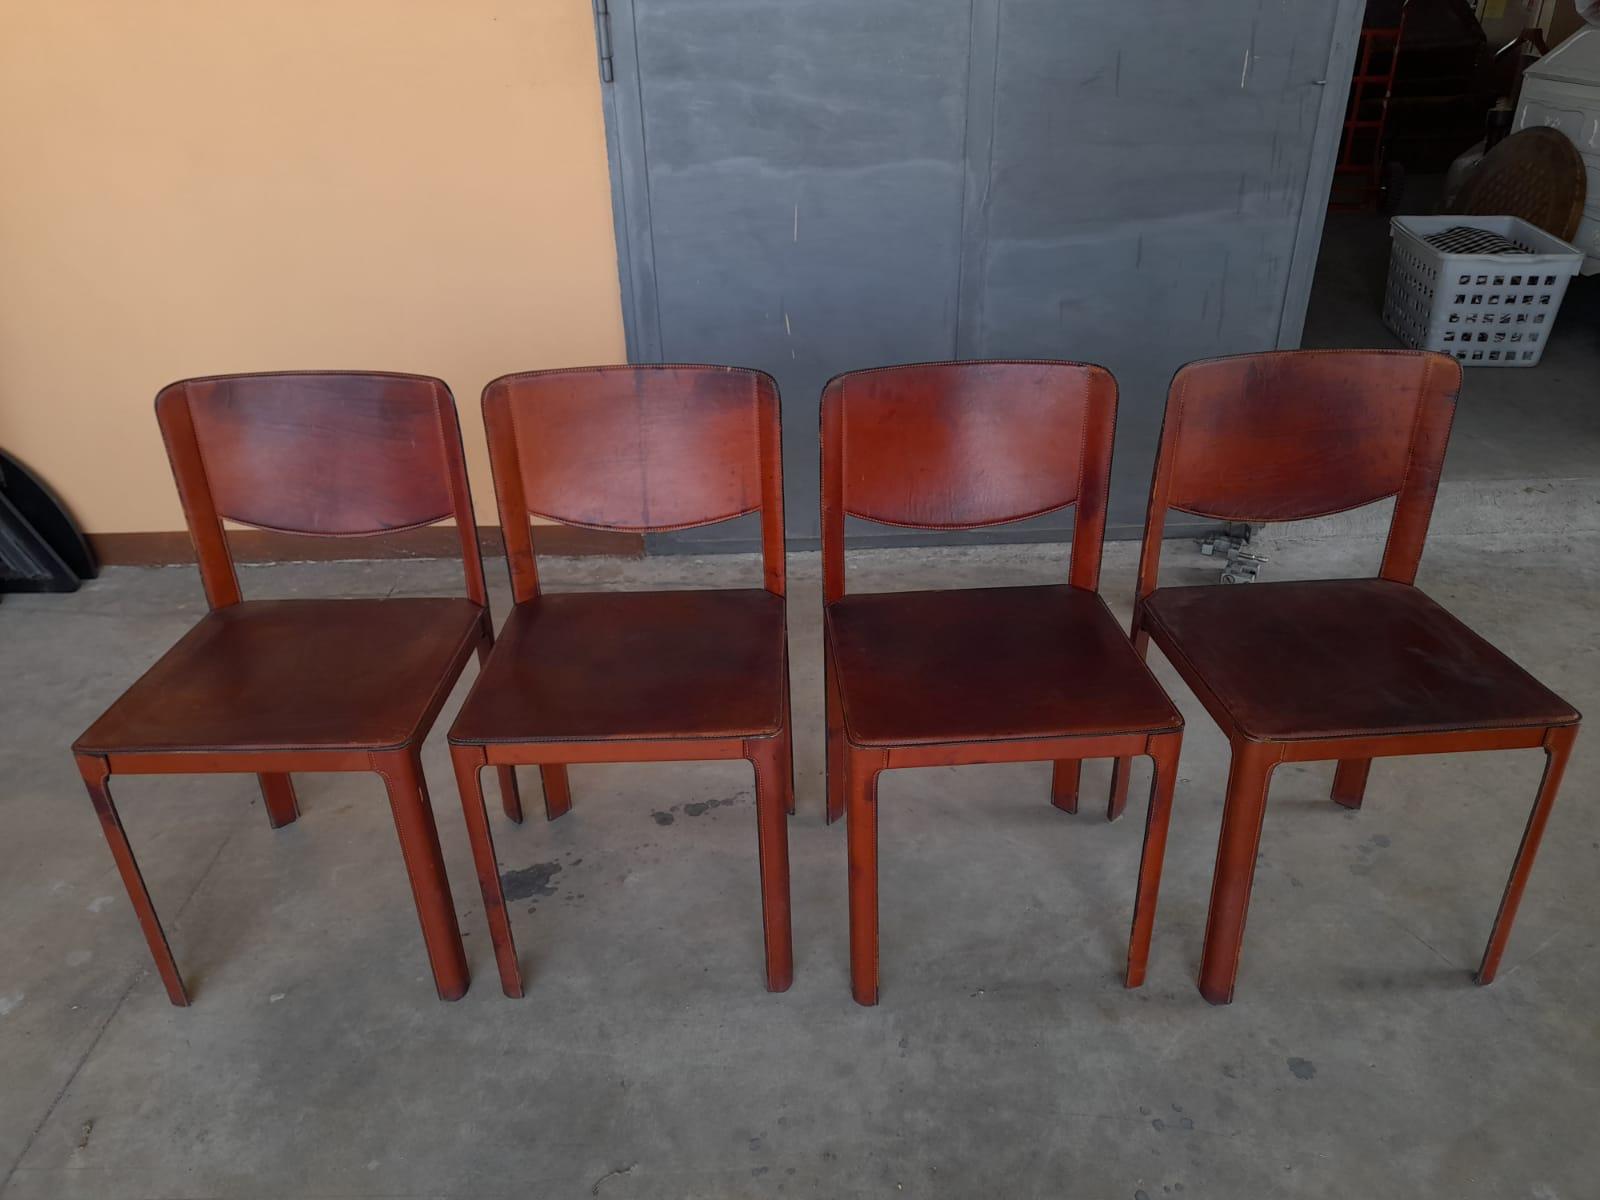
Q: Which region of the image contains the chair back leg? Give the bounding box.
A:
[538,765,572,821]
[451,745,524,998]
[1050,760,1081,813]
[1331,759,1372,810]
[258,773,300,828]
[1108,624,1151,820]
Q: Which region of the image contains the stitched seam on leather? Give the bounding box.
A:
[449,727,779,747]
[841,499,1078,532]
[840,723,1184,749]
[524,504,762,534]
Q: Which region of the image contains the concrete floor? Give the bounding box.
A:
[1,532,1596,1198]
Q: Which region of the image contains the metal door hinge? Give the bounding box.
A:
[593,0,614,83]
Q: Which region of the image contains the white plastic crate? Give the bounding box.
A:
[1382,214,1583,367]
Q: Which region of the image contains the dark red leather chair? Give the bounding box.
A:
[449,365,795,996]
[822,361,1185,1005]
[72,372,515,1004]
[1110,349,1581,1004]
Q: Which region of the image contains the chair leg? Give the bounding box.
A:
[846,749,887,1005]
[258,773,300,828]
[475,633,527,824]
[539,766,572,822]
[1109,624,1151,821]
[1125,734,1180,988]
[1477,724,1579,985]
[76,755,189,1007]
[747,736,795,992]
[450,746,523,998]
[1050,760,1081,814]
[1331,759,1371,810]
[1197,740,1279,1005]
[825,649,845,826]
[375,751,469,1001]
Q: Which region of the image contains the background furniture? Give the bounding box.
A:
[449,365,795,997]
[821,360,1185,1006]
[72,372,514,1005]
[1110,349,1580,1004]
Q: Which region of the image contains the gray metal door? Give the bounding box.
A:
[596,0,1363,547]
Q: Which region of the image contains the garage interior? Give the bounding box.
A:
[1,4,1597,1198]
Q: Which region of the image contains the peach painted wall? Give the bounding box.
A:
[0,1,625,533]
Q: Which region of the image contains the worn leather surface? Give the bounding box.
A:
[483,366,774,532]
[169,373,458,536]
[75,598,483,754]
[821,361,1112,529]
[828,585,1182,748]
[1144,578,1579,741]
[449,589,786,744]
[1161,350,1459,523]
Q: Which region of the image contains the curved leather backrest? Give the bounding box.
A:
[485,365,773,531]
[823,360,1112,528]
[1163,350,1461,522]
[161,373,457,535]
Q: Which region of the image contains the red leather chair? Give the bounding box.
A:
[72,372,515,1004]
[449,365,795,996]
[1110,349,1581,1004]
[822,361,1185,1005]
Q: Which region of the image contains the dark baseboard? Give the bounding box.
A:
[89,525,645,566]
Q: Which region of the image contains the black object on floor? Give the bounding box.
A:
[0,450,96,593]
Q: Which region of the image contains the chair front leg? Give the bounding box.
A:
[539,765,573,822]
[451,745,523,998]
[1331,759,1371,810]
[76,754,189,1006]
[1197,739,1280,1005]
[747,735,794,991]
[1109,621,1151,820]
[1477,723,1579,985]
[258,773,300,828]
[846,748,887,1005]
[475,632,526,824]
[374,750,469,1001]
[1125,732,1181,988]
[1050,760,1081,814]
